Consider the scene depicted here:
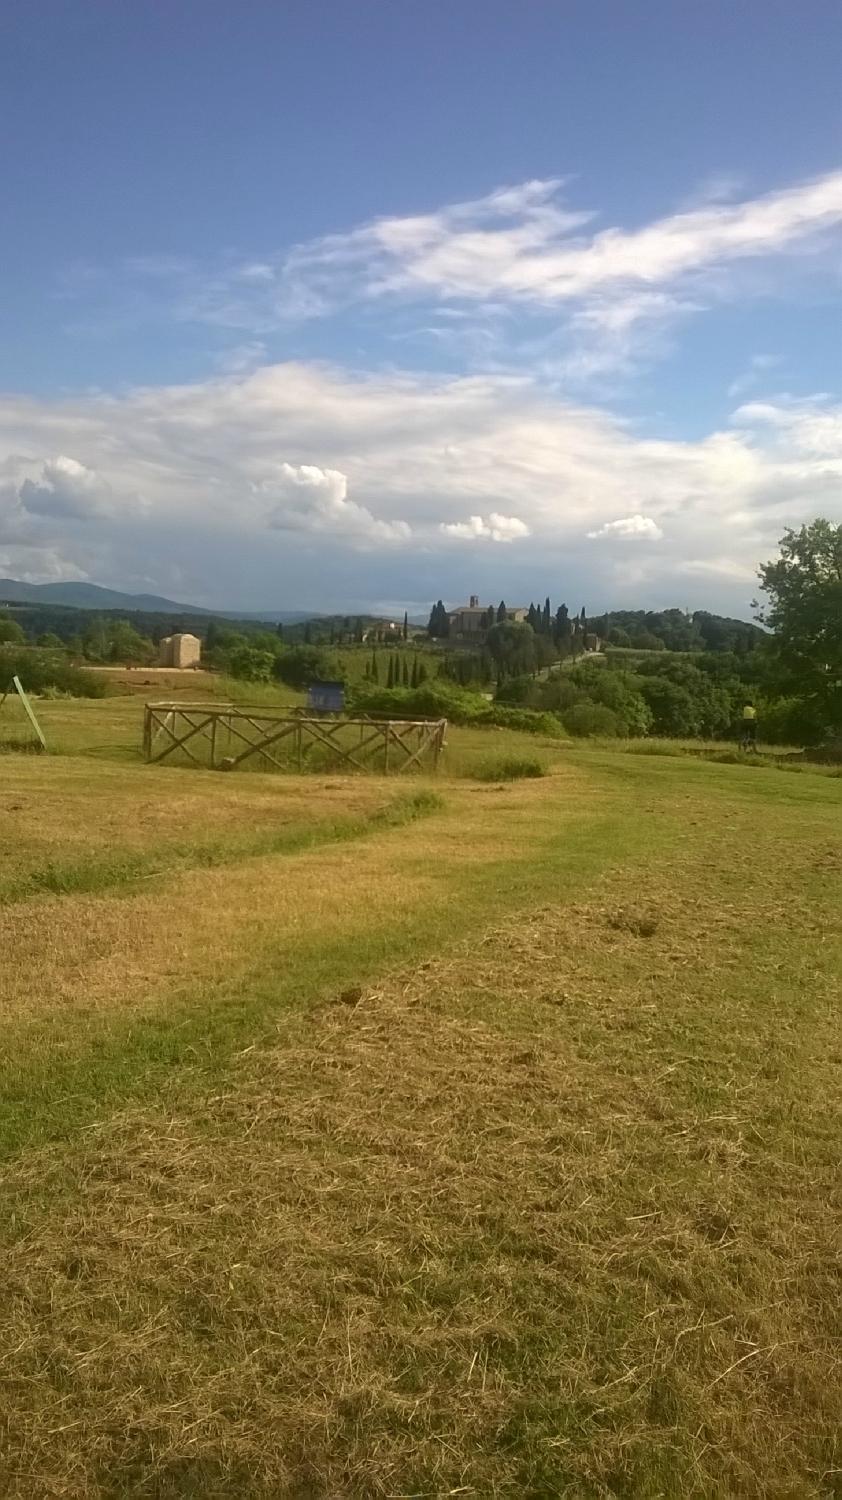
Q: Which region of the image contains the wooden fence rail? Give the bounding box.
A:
[143,703,447,774]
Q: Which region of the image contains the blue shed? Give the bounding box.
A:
[307,680,345,714]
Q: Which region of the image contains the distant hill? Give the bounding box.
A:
[0,578,314,624]
[0,578,214,615]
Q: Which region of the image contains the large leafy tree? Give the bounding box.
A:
[758,520,842,737]
[485,620,537,679]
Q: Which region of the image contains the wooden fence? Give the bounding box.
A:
[143,703,447,774]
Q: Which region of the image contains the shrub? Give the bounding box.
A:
[479,706,565,737]
[350,682,566,736]
[350,680,485,722]
[473,755,546,782]
[275,645,344,689]
[0,648,106,698]
[562,702,622,737]
[228,646,275,683]
[758,695,829,747]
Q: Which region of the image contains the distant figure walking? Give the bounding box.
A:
[740,702,758,750]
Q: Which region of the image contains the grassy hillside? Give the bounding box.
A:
[0,699,839,1497]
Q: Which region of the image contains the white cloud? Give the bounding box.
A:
[0,364,839,609]
[587,514,665,541]
[441,512,530,542]
[256,462,410,546]
[0,546,89,584]
[273,169,842,315]
[60,169,842,390]
[16,456,115,520]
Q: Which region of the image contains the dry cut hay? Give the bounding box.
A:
[0,856,839,1499]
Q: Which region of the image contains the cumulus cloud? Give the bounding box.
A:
[441,512,530,542]
[0,364,839,609]
[256,462,411,545]
[587,514,665,541]
[17,455,113,520]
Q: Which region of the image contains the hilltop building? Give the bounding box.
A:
[448,595,528,640]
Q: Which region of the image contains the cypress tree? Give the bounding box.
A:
[371,651,379,684]
[497,600,507,622]
[418,662,428,684]
[386,656,394,689]
[402,657,410,686]
[403,610,409,641]
[543,597,552,633]
[428,599,450,638]
[411,656,419,688]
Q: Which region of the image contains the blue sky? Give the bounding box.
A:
[1,0,840,613]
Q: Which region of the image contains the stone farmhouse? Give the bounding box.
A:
[447,596,528,640]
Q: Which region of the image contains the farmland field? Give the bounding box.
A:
[0,692,840,1498]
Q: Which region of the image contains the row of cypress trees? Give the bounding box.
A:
[363,654,429,688]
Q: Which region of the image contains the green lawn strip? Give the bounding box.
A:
[2,753,837,1163]
[0,788,441,905]
[1,765,838,1496]
[0,782,677,1160]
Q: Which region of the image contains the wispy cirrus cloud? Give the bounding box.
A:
[273,170,842,313]
[57,169,842,384]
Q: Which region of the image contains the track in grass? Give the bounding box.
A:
[0,737,839,1497]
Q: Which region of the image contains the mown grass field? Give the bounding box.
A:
[0,691,839,1498]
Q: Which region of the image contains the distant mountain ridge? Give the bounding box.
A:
[0,578,214,614]
[0,578,311,623]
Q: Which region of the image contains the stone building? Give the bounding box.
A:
[158,632,202,668]
[447,595,528,639]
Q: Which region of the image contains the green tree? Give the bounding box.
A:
[0,617,26,645]
[497,600,507,623]
[370,651,379,684]
[402,657,410,686]
[402,611,409,641]
[758,519,842,738]
[427,600,450,638]
[410,656,418,688]
[486,620,537,679]
[108,620,155,664]
[554,604,571,647]
[275,645,342,689]
[82,617,111,662]
[36,632,65,649]
[227,646,274,682]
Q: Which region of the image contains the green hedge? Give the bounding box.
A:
[0,648,107,699]
[349,681,565,736]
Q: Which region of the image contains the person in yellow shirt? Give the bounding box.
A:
[741,702,757,748]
